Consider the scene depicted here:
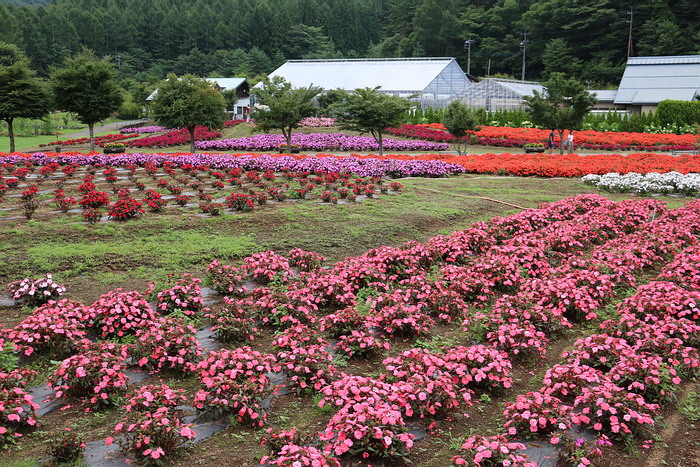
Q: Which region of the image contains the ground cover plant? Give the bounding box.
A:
[1,186,699,466]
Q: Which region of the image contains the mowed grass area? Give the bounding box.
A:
[0,175,688,305]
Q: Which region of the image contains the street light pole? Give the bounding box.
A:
[464,39,476,76]
[519,31,529,81]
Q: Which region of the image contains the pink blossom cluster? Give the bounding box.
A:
[110,384,196,464]
[7,299,89,357]
[0,368,39,446]
[451,435,536,466]
[6,273,66,305]
[49,341,129,406]
[288,248,327,272]
[133,317,202,373]
[90,289,157,338]
[154,273,205,317]
[205,259,249,296]
[207,298,258,343]
[193,347,278,426]
[298,117,336,127]
[242,250,292,284]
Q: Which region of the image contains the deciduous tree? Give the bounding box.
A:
[523,73,596,154]
[443,100,479,156]
[0,42,51,153]
[252,76,322,149]
[151,74,227,153]
[50,49,122,151]
[334,87,412,156]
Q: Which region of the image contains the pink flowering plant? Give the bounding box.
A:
[205,259,248,296]
[288,248,327,272]
[6,273,66,305]
[503,391,571,438]
[320,400,415,462]
[48,342,129,407]
[8,299,89,357]
[451,434,536,466]
[193,347,278,427]
[112,405,196,465]
[571,381,659,441]
[207,300,258,343]
[91,289,157,338]
[0,368,40,446]
[242,250,292,284]
[154,274,205,317]
[132,317,202,373]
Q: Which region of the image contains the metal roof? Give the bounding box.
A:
[614,55,700,105]
[590,90,618,102]
[205,77,248,91]
[146,77,248,101]
[266,58,468,93]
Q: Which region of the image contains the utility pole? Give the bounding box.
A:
[626,7,634,59]
[464,39,476,76]
[519,31,529,81]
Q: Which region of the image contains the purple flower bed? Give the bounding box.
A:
[120,126,173,134]
[4,153,464,178]
[195,133,450,152]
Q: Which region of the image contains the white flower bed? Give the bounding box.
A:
[583,172,700,195]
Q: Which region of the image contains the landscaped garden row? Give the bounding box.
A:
[0,160,407,222]
[583,171,700,195]
[387,124,699,151]
[195,132,450,152]
[3,194,697,465]
[0,153,465,178]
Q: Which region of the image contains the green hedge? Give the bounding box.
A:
[657,100,700,126]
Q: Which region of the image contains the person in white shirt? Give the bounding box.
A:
[565,131,575,154]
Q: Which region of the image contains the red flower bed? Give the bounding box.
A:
[40,133,138,148]
[125,127,222,148]
[387,124,699,151]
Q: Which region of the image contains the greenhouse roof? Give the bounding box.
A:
[615,55,700,104]
[267,58,468,93]
[489,78,544,97]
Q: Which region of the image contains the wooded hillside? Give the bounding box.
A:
[0,0,698,85]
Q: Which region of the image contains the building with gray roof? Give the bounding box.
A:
[266,58,473,109]
[457,78,544,111]
[614,55,700,113]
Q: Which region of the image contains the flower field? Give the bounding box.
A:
[195,132,450,152]
[1,189,699,466]
[387,124,699,152]
[0,155,422,223]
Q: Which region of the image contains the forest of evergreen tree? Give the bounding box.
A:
[0,0,698,86]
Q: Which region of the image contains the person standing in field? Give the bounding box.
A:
[565,131,575,154]
[547,130,555,155]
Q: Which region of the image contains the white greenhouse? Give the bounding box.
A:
[266,57,473,109]
[457,78,544,111]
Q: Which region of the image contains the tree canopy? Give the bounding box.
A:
[151,74,227,153]
[442,100,479,156]
[523,73,596,153]
[50,49,122,151]
[333,87,412,156]
[252,76,322,149]
[0,41,51,153]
